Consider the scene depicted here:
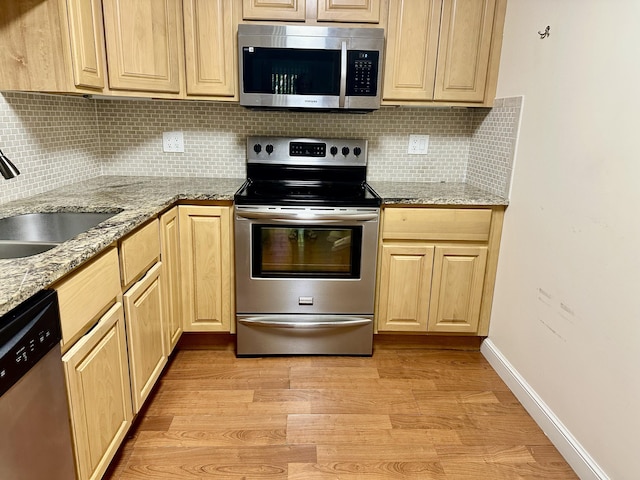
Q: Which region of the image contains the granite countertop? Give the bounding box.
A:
[0,176,507,316]
[369,181,508,206]
[0,176,244,316]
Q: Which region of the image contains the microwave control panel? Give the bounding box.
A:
[347,51,379,97]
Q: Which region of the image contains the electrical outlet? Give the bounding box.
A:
[163,131,184,153]
[407,134,429,155]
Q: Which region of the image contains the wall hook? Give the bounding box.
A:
[538,26,550,39]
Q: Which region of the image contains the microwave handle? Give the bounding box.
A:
[339,41,347,108]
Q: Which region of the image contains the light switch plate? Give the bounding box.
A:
[408,134,429,155]
[163,131,184,153]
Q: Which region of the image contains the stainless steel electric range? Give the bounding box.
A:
[234,136,381,356]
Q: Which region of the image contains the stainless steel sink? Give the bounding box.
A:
[0,212,118,259]
[0,242,60,259]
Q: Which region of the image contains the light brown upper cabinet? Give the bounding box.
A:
[0,0,106,93]
[242,0,306,21]
[242,0,384,23]
[383,0,507,106]
[183,0,237,97]
[102,0,183,93]
[383,0,441,101]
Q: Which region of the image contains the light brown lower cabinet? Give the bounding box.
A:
[376,207,503,335]
[377,244,434,332]
[179,205,234,333]
[160,207,183,353]
[123,262,167,413]
[428,246,488,333]
[62,302,133,480]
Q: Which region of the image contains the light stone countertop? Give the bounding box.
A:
[0,176,507,316]
[0,176,243,316]
[369,181,509,206]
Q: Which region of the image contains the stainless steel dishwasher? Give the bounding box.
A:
[0,290,76,479]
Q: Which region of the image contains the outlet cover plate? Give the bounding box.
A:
[408,134,429,155]
[163,131,184,153]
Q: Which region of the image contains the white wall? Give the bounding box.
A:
[490,1,640,478]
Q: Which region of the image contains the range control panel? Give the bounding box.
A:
[247,137,368,167]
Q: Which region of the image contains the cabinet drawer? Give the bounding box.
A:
[382,208,492,241]
[119,219,160,288]
[55,248,121,349]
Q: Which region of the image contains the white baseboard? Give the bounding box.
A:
[481,339,608,480]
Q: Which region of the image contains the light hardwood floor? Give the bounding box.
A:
[104,337,578,479]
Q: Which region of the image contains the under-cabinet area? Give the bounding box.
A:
[0,0,507,106]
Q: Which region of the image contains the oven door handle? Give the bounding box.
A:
[235,211,378,222]
[238,316,372,329]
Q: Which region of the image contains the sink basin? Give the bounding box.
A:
[0,242,60,259]
[0,212,117,243]
[0,211,119,259]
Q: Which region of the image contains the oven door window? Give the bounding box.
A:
[242,47,340,95]
[252,225,362,278]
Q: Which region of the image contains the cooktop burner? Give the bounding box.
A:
[235,136,381,207]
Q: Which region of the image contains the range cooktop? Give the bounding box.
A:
[235,137,381,207]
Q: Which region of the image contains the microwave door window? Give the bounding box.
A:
[243,48,341,95]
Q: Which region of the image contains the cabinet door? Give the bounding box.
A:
[183,0,236,97]
[65,0,105,89]
[102,0,182,93]
[434,0,496,102]
[179,205,233,332]
[428,246,487,333]
[160,207,182,353]
[383,0,442,101]
[377,244,434,332]
[242,0,306,21]
[123,262,166,413]
[63,302,133,480]
[317,0,381,23]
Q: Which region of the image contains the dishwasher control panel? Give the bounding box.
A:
[0,291,61,397]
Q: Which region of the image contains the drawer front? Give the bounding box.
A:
[382,208,493,242]
[55,247,121,349]
[120,219,160,288]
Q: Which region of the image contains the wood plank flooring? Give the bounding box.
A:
[103,339,578,479]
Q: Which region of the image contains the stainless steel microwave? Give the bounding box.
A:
[238,24,384,112]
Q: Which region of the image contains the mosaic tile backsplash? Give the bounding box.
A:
[468,97,522,197]
[0,93,102,204]
[0,91,520,204]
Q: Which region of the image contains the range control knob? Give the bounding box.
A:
[266,144,274,155]
[253,143,262,154]
[330,146,338,156]
[353,147,362,157]
[342,146,350,156]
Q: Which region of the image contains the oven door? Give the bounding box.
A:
[234,206,380,315]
